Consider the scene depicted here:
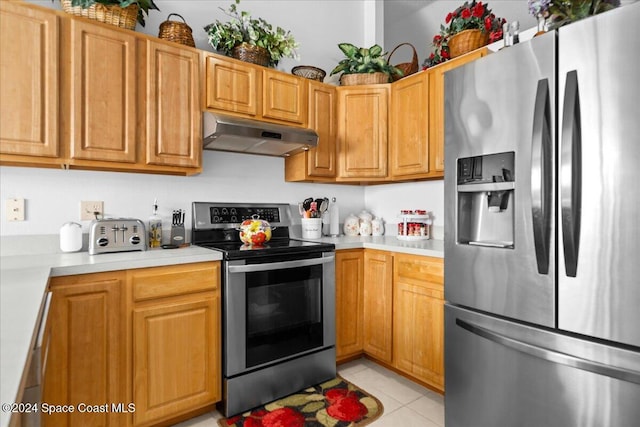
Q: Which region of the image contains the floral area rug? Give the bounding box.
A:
[218,376,384,427]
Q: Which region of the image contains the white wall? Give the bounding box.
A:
[0,152,365,237]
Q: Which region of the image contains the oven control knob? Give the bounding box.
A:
[130,235,141,245]
[213,216,220,223]
[97,237,109,247]
[231,216,237,222]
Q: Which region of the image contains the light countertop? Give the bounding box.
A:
[302,235,444,258]
[0,245,222,427]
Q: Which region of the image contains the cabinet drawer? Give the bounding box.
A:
[131,262,220,302]
[394,254,443,289]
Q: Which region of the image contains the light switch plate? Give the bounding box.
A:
[6,198,25,221]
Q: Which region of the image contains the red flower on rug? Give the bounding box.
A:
[262,407,306,427]
[324,388,368,422]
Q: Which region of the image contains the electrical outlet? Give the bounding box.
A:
[6,198,25,221]
[80,201,104,220]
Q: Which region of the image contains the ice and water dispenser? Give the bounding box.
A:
[456,152,515,248]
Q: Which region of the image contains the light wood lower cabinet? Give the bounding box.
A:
[362,250,394,363]
[42,262,221,427]
[335,250,364,361]
[393,254,444,391]
[44,271,127,427]
[335,250,445,392]
[129,263,221,427]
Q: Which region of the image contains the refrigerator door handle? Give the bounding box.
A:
[560,70,582,277]
[531,78,552,275]
[456,317,640,385]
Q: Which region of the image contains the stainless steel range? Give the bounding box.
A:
[192,202,336,416]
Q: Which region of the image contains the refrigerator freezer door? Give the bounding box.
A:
[444,32,556,327]
[445,304,640,427]
[557,3,640,347]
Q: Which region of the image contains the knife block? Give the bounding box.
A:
[170,225,185,245]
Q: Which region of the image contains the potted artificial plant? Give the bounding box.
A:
[204,0,298,68]
[57,0,159,29]
[330,43,403,85]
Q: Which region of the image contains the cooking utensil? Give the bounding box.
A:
[302,198,313,211]
[319,198,329,214]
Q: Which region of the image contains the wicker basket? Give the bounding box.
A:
[158,14,195,47]
[292,66,326,82]
[340,72,389,86]
[447,29,490,58]
[387,43,419,81]
[232,43,270,67]
[61,0,139,30]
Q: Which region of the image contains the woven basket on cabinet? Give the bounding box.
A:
[61,0,139,30]
[231,43,270,67]
[447,29,489,58]
[387,43,419,81]
[158,14,195,47]
[340,72,389,86]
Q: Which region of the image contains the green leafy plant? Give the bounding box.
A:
[546,0,620,29]
[329,43,403,80]
[58,0,159,26]
[204,0,298,67]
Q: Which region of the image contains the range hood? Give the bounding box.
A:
[202,113,318,157]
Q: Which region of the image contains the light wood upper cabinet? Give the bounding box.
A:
[427,48,487,174]
[262,69,307,126]
[44,272,127,427]
[204,54,260,117]
[363,250,394,362]
[390,71,431,179]
[337,85,389,181]
[140,40,201,168]
[393,254,444,392]
[335,250,364,362]
[285,81,336,181]
[0,1,60,162]
[64,19,137,163]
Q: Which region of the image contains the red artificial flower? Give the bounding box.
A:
[429,52,435,59]
[484,16,492,31]
[433,34,442,44]
[461,8,472,19]
[445,12,453,23]
[327,396,368,422]
[473,2,485,18]
[441,49,450,59]
[261,407,305,427]
[489,30,503,43]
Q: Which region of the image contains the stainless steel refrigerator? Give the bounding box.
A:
[443,4,640,426]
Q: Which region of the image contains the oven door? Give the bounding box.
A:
[224,251,335,377]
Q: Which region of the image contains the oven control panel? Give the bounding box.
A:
[209,206,281,224]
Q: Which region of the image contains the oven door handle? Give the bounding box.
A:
[228,255,335,273]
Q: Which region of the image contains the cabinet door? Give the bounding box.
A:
[285,81,336,181]
[44,272,126,427]
[337,85,389,180]
[141,40,201,168]
[335,250,364,361]
[133,295,220,426]
[0,2,59,159]
[363,250,393,362]
[66,19,137,163]
[428,49,486,174]
[262,69,307,126]
[390,72,430,178]
[204,54,260,117]
[393,254,444,391]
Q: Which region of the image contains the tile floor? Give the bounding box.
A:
[173,357,444,426]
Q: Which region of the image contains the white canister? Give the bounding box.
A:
[343,213,360,236]
[372,217,385,236]
[359,220,372,236]
[60,222,83,252]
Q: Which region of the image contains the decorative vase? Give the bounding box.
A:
[534,13,548,37]
[231,43,270,67]
[447,29,490,58]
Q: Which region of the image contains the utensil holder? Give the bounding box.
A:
[301,218,322,239]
